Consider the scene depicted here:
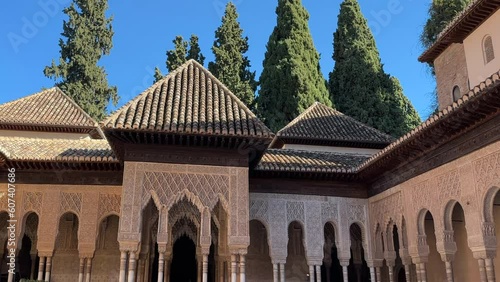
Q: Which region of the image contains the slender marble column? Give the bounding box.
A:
[273,263,279,282]
[239,254,246,282]
[202,254,209,282]
[478,258,488,282]
[85,258,92,282]
[128,252,136,282]
[415,263,421,282]
[404,264,411,282]
[388,265,394,282]
[485,258,495,282]
[369,267,376,282]
[280,263,286,282]
[157,253,165,282]
[308,265,314,282]
[79,258,85,282]
[119,251,127,282]
[375,267,382,282]
[38,256,46,281]
[7,272,14,282]
[444,261,454,282]
[231,254,237,282]
[44,256,52,282]
[342,265,348,282]
[419,263,427,282]
[315,265,321,282]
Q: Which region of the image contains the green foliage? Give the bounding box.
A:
[44,0,118,121]
[165,35,205,73]
[421,0,472,48]
[329,0,420,137]
[187,35,205,65]
[166,36,189,72]
[153,67,163,83]
[208,2,257,107]
[258,0,331,131]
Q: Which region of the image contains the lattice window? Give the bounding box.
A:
[483,35,495,64]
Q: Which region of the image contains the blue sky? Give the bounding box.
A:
[1,0,436,119]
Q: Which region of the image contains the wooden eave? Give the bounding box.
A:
[271,136,390,149]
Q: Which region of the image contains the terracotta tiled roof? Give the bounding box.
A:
[0,87,98,132]
[256,149,368,174]
[273,102,394,148]
[101,60,273,139]
[419,0,500,62]
[359,69,500,171]
[0,137,117,163]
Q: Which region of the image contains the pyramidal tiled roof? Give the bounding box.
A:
[0,87,98,132]
[0,137,116,163]
[101,60,273,139]
[275,102,394,147]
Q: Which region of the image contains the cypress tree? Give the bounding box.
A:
[187,35,205,65]
[258,0,331,131]
[329,0,420,137]
[44,0,118,121]
[208,2,257,107]
[421,0,473,48]
[166,36,189,72]
[153,67,163,83]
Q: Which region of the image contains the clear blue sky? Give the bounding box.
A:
[1,0,436,119]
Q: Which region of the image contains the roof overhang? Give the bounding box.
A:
[270,136,390,149]
[419,0,500,63]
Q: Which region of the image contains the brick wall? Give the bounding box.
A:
[434,43,469,110]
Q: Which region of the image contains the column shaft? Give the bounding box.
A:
[239,255,246,282]
[342,265,348,282]
[203,254,209,282]
[119,251,127,282]
[231,254,237,282]
[388,265,394,282]
[375,267,382,282]
[44,256,52,282]
[273,263,279,282]
[280,263,286,282]
[309,265,314,282]
[445,261,454,282]
[478,258,488,282]
[369,267,376,282]
[38,256,46,281]
[85,258,92,282]
[79,258,85,282]
[419,263,427,282]
[157,253,165,282]
[404,264,411,282]
[485,258,495,282]
[416,263,421,282]
[128,252,136,282]
[315,265,321,282]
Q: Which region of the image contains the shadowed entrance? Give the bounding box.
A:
[170,235,197,282]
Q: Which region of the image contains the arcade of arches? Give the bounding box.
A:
[0,141,498,282]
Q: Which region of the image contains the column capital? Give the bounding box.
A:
[410,255,428,264]
[119,241,140,253]
[339,259,350,267]
[473,250,497,260]
[38,251,54,257]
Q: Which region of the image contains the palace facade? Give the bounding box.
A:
[1,1,499,282]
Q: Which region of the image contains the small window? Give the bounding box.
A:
[483,35,495,64]
[453,86,461,102]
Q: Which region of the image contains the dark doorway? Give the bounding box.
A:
[170,235,197,282]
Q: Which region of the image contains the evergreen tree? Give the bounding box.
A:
[329,0,420,137]
[44,0,118,121]
[258,0,331,131]
[164,35,205,75]
[153,67,163,83]
[187,35,205,65]
[208,2,257,107]
[421,0,472,48]
[166,36,189,72]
